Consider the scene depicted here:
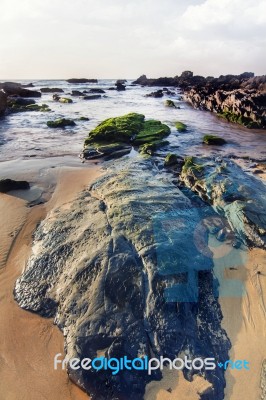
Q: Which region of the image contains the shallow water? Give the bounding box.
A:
[0,79,265,163]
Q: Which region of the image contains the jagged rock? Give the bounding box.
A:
[0,91,7,116]
[0,179,30,193]
[180,157,266,248]
[71,90,84,96]
[66,78,98,84]
[40,88,64,93]
[14,157,230,400]
[0,82,41,97]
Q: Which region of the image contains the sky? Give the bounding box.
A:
[0,0,265,79]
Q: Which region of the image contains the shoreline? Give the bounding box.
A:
[0,159,102,400]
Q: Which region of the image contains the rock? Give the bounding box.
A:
[0,179,30,193]
[146,90,164,98]
[164,153,179,167]
[175,122,187,132]
[0,82,41,97]
[165,100,176,108]
[180,71,193,79]
[53,95,73,103]
[21,83,34,88]
[40,88,64,93]
[66,78,98,84]
[133,75,177,86]
[83,113,170,159]
[116,79,127,85]
[47,118,76,128]
[202,135,227,145]
[0,91,7,116]
[14,156,230,400]
[82,95,101,100]
[116,83,126,91]
[183,74,266,129]
[7,98,51,113]
[88,88,105,94]
[78,116,90,121]
[181,157,266,248]
[71,90,84,96]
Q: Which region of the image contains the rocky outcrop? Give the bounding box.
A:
[0,91,7,116]
[0,179,30,193]
[132,75,177,86]
[180,157,266,248]
[0,82,41,97]
[183,74,266,129]
[66,78,98,84]
[14,157,230,400]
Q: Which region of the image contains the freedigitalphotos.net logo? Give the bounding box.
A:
[153,206,247,303]
[54,354,250,375]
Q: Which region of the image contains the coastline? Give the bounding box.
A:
[0,160,102,400]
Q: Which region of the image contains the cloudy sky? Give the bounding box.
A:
[0,0,265,79]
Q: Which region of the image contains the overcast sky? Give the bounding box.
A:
[0,0,265,79]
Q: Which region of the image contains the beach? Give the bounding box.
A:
[0,161,101,400]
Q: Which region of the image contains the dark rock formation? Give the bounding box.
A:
[183,74,266,129]
[116,82,126,91]
[0,91,7,116]
[88,88,106,94]
[7,97,50,113]
[180,157,266,248]
[202,135,226,145]
[40,88,64,93]
[71,90,84,96]
[133,75,177,87]
[14,156,230,400]
[0,82,41,97]
[146,90,164,98]
[66,78,98,84]
[0,179,30,193]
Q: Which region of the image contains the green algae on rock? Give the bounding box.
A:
[47,118,76,128]
[175,121,187,132]
[164,99,176,108]
[182,156,204,174]
[203,134,227,145]
[59,97,73,104]
[217,111,260,129]
[84,113,170,159]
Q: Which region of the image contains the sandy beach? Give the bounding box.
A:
[0,162,102,400]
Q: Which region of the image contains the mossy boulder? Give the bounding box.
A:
[165,99,176,108]
[8,99,51,112]
[47,118,76,128]
[164,153,178,167]
[203,135,226,145]
[84,112,170,159]
[175,121,187,132]
[78,116,90,121]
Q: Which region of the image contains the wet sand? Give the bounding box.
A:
[0,162,102,400]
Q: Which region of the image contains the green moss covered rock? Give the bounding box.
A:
[175,121,187,132]
[217,111,259,129]
[165,100,176,108]
[203,134,226,145]
[59,97,73,104]
[47,118,76,128]
[182,156,204,174]
[84,113,170,159]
